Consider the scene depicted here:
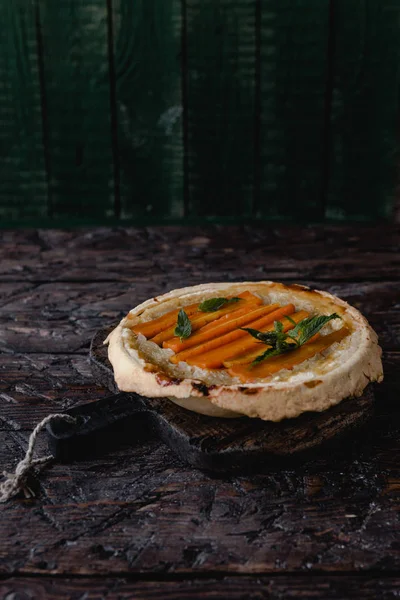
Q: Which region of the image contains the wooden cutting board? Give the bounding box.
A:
[47,325,375,472]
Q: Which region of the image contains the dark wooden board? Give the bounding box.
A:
[87,324,375,472]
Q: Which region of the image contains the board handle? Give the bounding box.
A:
[46,393,149,462]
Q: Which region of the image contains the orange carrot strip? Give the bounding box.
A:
[222,311,309,367]
[228,327,349,382]
[165,300,262,353]
[184,304,295,369]
[166,302,278,355]
[223,347,272,368]
[196,296,263,334]
[132,291,253,340]
[150,292,256,346]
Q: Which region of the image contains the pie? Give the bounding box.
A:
[105,282,383,421]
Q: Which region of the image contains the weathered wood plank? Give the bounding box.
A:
[0,227,398,579]
[0,353,110,430]
[1,225,399,259]
[186,0,256,217]
[0,420,398,574]
[2,252,399,284]
[38,0,114,218]
[1,576,400,599]
[0,227,399,283]
[0,0,47,220]
[327,0,400,220]
[0,281,147,353]
[112,0,184,219]
[258,0,330,219]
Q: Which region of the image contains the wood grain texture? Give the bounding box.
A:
[112,0,184,219]
[1,576,400,599]
[0,226,399,284]
[258,0,330,219]
[327,0,400,220]
[0,418,398,574]
[0,0,47,220]
[38,0,114,218]
[186,0,256,217]
[0,226,398,581]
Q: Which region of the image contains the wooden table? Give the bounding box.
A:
[0,226,399,599]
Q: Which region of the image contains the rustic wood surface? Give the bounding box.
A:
[0,225,399,598]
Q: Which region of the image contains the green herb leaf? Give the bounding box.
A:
[198,297,240,312]
[287,313,341,346]
[240,327,279,345]
[251,342,295,366]
[285,315,297,327]
[242,312,342,366]
[243,321,295,366]
[174,309,192,341]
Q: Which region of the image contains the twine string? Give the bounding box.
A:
[0,414,76,503]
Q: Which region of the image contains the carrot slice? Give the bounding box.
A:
[223,347,271,368]
[183,304,295,369]
[132,291,255,340]
[228,327,350,382]
[166,302,278,355]
[193,297,263,335]
[150,292,259,346]
[222,310,309,367]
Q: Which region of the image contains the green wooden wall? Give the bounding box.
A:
[0,0,399,226]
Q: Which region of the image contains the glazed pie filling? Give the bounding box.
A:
[124,289,354,387]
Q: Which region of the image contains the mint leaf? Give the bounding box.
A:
[285,315,297,327]
[242,321,294,364]
[242,312,342,366]
[174,309,192,341]
[240,327,279,345]
[199,297,240,312]
[251,343,292,366]
[287,313,341,346]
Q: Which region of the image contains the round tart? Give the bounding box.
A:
[105,282,383,421]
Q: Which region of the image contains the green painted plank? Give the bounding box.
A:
[0,0,47,220]
[112,0,184,219]
[258,0,330,220]
[326,0,400,220]
[186,0,256,217]
[38,0,114,218]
